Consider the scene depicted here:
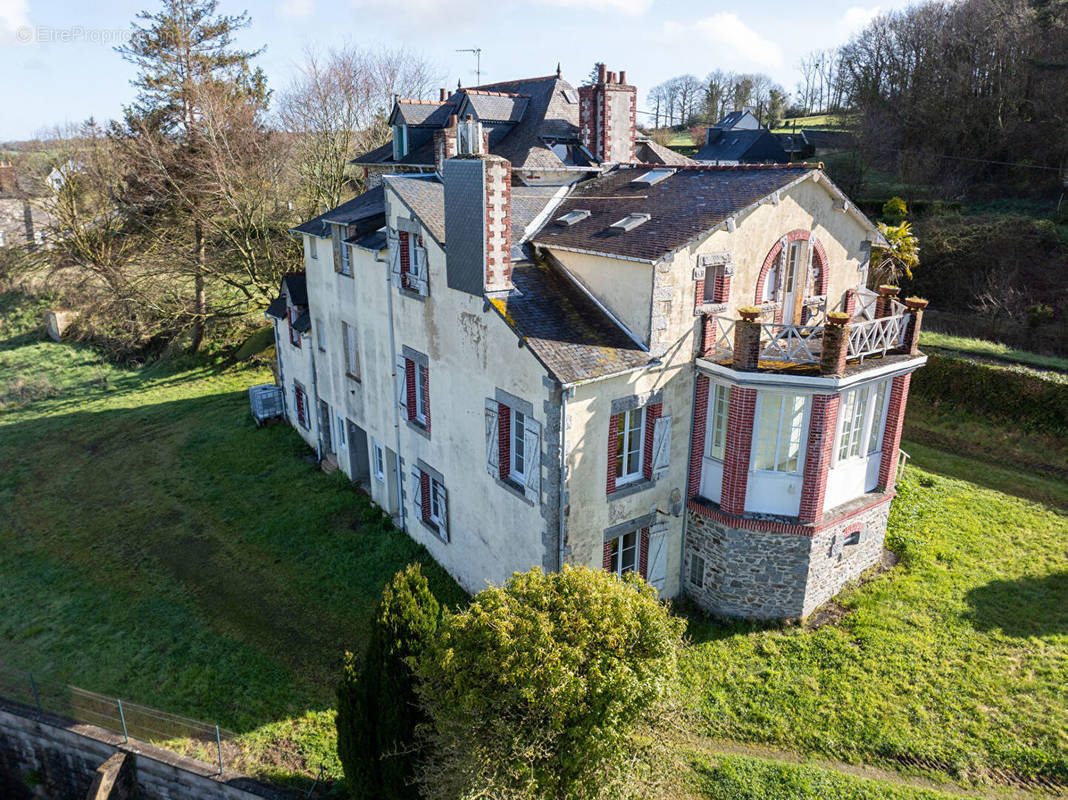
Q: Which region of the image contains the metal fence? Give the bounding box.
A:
[0,664,228,775]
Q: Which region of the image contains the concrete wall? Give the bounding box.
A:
[0,706,292,800]
[683,495,892,619]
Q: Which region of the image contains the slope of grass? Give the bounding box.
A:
[780,114,855,130]
[919,331,1068,374]
[681,467,1068,788]
[0,317,465,789]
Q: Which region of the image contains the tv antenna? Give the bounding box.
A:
[456,48,482,85]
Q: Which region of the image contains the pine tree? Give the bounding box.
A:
[337,564,441,800]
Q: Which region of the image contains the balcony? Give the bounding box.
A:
[701,290,925,375]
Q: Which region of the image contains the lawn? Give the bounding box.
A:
[2,291,1066,797]
[0,293,466,790]
[919,331,1068,374]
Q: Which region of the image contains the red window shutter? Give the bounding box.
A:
[643,403,662,482]
[603,539,613,572]
[606,413,619,495]
[420,471,431,521]
[399,232,410,289]
[405,359,416,422]
[295,386,306,426]
[639,528,649,579]
[498,402,511,480]
[422,364,431,434]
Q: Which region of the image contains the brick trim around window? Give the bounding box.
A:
[720,386,757,515]
[754,229,830,303]
[689,376,710,498]
[606,412,620,495]
[798,393,840,524]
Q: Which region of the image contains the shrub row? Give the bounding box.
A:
[910,353,1068,435]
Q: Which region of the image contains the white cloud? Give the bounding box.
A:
[535,0,652,16]
[663,12,783,70]
[278,0,314,18]
[840,5,880,37]
[0,0,31,43]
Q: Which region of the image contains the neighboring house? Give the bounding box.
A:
[353,64,694,190]
[0,161,52,249]
[265,273,320,453]
[266,66,928,620]
[695,110,789,165]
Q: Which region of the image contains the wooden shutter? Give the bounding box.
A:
[387,229,401,286]
[485,399,500,477]
[412,241,429,296]
[651,415,672,478]
[410,467,422,518]
[405,360,417,422]
[523,415,541,503]
[498,403,511,480]
[647,523,669,591]
[434,482,449,542]
[639,528,650,579]
[396,355,408,414]
[332,224,342,273]
[606,413,619,495]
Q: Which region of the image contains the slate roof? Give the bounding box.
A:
[532,165,815,262]
[390,100,457,127]
[491,254,654,384]
[694,129,789,163]
[266,273,308,319]
[512,186,564,240]
[291,186,385,237]
[352,75,586,171]
[265,296,287,319]
[713,110,760,130]
[385,176,445,244]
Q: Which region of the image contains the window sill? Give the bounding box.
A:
[337,270,353,279]
[608,477,655,501]
[346,373,361,383]
[406,419,431,439]
[495,475,535,506]
[420,517,447,543]
[398,286,426,301]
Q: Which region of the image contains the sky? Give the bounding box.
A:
[0,0,907,141]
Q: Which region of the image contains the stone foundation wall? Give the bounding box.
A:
[684,495,893,620]
[802,499,890,617]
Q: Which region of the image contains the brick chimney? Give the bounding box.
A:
[434,115,459,173]
[0,161,16,194]
[443,154,513,296]
[578,65,637,164]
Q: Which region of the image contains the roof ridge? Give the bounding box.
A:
[622,161,817,171]
[464,74,558,90]
[396,98,456,106]
[464,89,530,98]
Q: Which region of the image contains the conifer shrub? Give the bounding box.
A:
[337,563,440,800]
[415,565,686,800]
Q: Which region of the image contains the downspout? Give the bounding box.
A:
[378,247,407,533]
[558,383,571,572]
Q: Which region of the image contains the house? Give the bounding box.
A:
[695,109,789,165]
[353,64,694,190]
[266,67,927,619]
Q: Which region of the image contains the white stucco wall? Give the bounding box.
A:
[550,249,653,345]
[272,309,319,453]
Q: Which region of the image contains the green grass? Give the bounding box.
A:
[690,753,972,799]
[0,300,466,790]
[779,114,855,130]
[919,331,1068,374]
[680,466,1068,788]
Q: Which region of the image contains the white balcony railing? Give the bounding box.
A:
[847,314,907,362]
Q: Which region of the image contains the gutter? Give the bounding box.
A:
[377,246,408,533]
[560,359,661,391]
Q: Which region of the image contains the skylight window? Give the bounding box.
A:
[630,169,675,187]
[562,88,579,104]
[556,209,591,227]
[610,213,651,232]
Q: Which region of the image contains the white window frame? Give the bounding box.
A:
[614,407,645,485]
[704,382,730,461]
[414,363,428,425]
[510,408,527,484]
[689,552,706,588]
[834,379,890,464]
[373,440,385,482]
[753,392,807,474]
[608,530,639,577]
[309,236,318,259]
[339,241,351,276]
[342,321,359,379]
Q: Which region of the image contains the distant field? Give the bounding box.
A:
[779,114,854,130]
[919,331,1068,373]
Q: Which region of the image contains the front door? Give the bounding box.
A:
[780,240,810,325]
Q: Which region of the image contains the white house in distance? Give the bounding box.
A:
[265,66,928,619]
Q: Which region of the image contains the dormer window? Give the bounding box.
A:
[609,213,650,233]
[630,169,674,187]
[392,124,408,161]
[555,209,591,227]
[458,117,482,155]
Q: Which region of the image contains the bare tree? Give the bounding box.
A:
[277,45,438,213]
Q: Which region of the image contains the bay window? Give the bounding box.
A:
[754,393,806,473]
[705,382,730,460]
[836,380,890,462]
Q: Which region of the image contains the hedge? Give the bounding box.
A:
[910,353,1068,435]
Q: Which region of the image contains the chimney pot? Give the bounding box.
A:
[607,71,616,84]
[619,70,627,84]
[597,63,607,83]
[439,88,447,102]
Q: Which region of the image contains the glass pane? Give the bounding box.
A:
[783,395,805,472]
[755,394,781,471]
[868,382,887,454]
[610,537,620,573]
[614,413,626,478]
[838,390,856,461]
[849,386,868,458]
[621,532,637,573]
